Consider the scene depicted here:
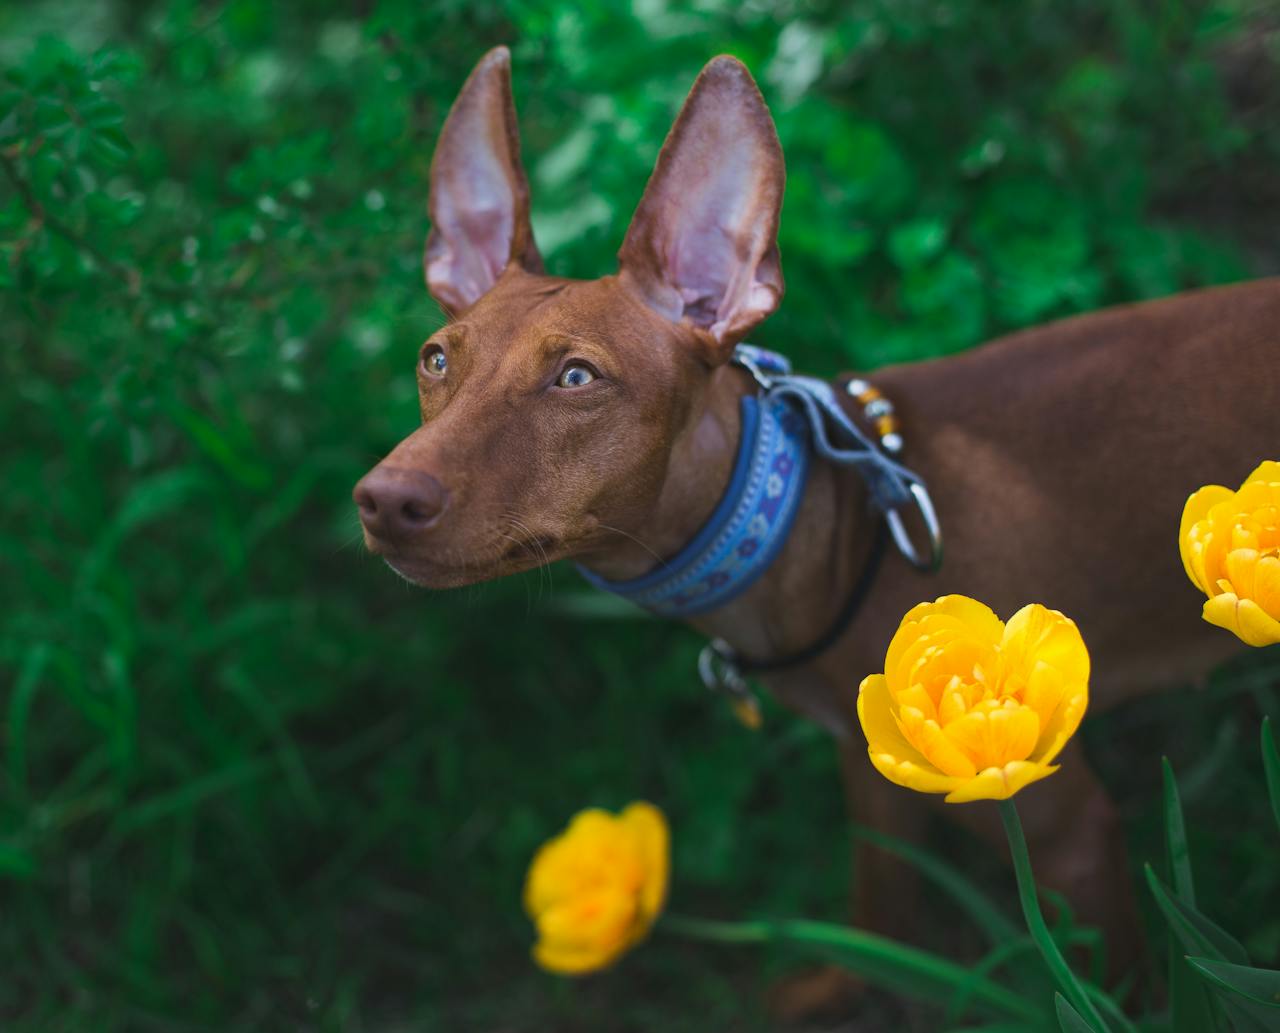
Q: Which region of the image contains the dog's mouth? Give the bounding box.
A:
[373,533,567,589]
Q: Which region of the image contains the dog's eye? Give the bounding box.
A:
[557,364,596,388]
[421,344,447,378]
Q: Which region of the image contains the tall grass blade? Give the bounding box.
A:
[1161,759,1222,1032]
[6,642,50,801]
[1262,717,1280,834]
[1144,866,1249,965]
[1162,758,1195,904]
[662,915,1042,1022]
[1055,993,1099,1033]
[1000,801,1110,1031]
[1186,957,1280,1010]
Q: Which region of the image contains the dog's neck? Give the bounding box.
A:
[581,363,879,733]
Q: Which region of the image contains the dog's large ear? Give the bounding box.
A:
[425,47,542,316]
[618,56,784,361]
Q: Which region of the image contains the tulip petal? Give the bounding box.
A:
[1203,593,1280,647]
[1022,658,1066,730]
[533,890,637,974]
[926,595,1006,640]
[1244,460,1280,487]
[1254,555,1280,621]
[1180,485,1232,592]
[1029,682,1088,766]
[943,761,1058,804]
[524,837,576,917]
[884,597,1001,693]
[868,749,962,795]
[858,674,927,763]
[1225,549,1259,601]
[533,938,625,975]
[1001,604,1090,690]
[620,802,669,923]
[916,718,979,778]
[944,703,1040,769]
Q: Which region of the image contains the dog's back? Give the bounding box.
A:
[876,278,1280,701]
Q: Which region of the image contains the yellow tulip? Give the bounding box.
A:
[857,596,1089,803]
[1179,460,1280,647]
[523,802,669,975]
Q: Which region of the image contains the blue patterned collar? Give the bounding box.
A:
[576,350,811,619]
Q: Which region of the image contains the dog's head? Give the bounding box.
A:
[354,48,784,587]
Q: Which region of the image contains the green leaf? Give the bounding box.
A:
[662,914,1042,1021]
[1162,757,1196,905]
[1262,717,1280,834]
[1085,982,1142,1033]
[1162,758,1223,1032]
[1001,802,1109,1030]
[1216,998,1278,1033]
[888,217,949,269]
[1055,993,1102,1033]
[773,919,1042,1022]
[1146,866,1249,965]
[1172,953,1225,1032]
[1187,957,1280,1033]
[1186,957,1280,1009]
[88,126,134,167]
[6,642,50,800]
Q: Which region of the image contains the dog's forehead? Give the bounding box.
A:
[455,272,674,363]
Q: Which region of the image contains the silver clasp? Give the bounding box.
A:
[697,638,763,729]
[884,481,944,572]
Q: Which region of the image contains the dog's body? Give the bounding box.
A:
[687,279,1279,968]
[354,48,1280,986]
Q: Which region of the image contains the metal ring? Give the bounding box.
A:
[698,638,747,695]
[884,481,943,572]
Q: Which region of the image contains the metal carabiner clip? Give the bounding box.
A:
[731,352,775,392]
[697,638,763,730]
[884,480,944,572]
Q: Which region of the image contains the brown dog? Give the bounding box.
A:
[353,47,1280,983]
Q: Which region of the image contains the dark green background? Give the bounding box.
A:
[2,1,1278,1030]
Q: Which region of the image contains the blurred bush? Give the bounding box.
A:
[1,0,1277,1029]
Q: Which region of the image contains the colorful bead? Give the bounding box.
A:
[846,376,904,454]
[865,397,894,420]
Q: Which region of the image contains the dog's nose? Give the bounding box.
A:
[353,467,450,540]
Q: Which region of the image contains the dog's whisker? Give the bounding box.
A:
[502,511,555,603]
[498,531,536,613]
[595,523,669,571]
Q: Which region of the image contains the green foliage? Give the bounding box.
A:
[1262,717,1280,832]
[1147,867,1250,967]
[1162,758,1224,1032]
[1186,957,1280,1031]
[2,0,1278,1029]
[1055,993,1097,1033]
[1152,750,1280,1033]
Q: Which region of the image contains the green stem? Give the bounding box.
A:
[661,915,770,944]
[662,914,1040,1021]
[999,799,1111,1032]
